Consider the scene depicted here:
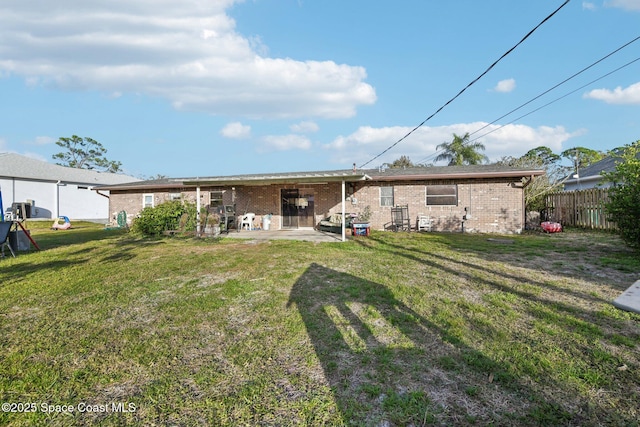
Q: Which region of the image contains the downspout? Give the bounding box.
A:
[521,175,534,189]
[94,189,109,199]
[521,175,535,232]
[341,180,346,242]
[55,180,61,218]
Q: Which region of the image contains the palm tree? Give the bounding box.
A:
[435,132,488,166]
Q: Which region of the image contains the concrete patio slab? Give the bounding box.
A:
[613,280,640,315]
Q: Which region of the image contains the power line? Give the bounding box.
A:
[358,0,571,169]
[468,35,640,139]
[470,56,640,144]
[414,35,640,166]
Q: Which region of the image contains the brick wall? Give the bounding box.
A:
[347,178,524,233]
[108,188,219,226]
[108,178,524,233]
[235,183,342,229]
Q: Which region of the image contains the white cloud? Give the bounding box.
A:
[493,78,516,93]
[0,0,376,119]
[221,122,251,139]
[583,82,640,104]
[290,121,319,133]
[28,136,55,146]
[261,134,311,151]
[605,0,640,10]
[582,2,597,10]
[325,122,577,167]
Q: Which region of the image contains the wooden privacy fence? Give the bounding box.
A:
[545,188,616,230]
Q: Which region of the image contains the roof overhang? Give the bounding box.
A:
[96,167,545,191]
[369,169,545,181]
[183,173,370,186]
[95,182,189,191]
[97,172,371,191]
[564,174,603,185]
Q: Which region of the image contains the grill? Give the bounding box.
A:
[214,205,236,232]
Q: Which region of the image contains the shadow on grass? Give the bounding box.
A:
[286,263,611,426]
[30,227,128,250]
[442,230,639,288]
[0,258,90,284]
[0,229,165,283]
[365,234,615,308]
[360,234,633,361]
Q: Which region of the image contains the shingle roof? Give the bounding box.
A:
[0,152,140,185]
[365,164,545,180]
[564,156,619,184]
[96,164,544,191]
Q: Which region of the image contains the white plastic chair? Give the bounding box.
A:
[240,213,256,231]
[417,215,432,232]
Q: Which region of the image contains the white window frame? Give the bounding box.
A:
[380,186,394,207]
[210,190,224,208]
[143,193,154,209]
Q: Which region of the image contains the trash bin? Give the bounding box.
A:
[262,216,271,231]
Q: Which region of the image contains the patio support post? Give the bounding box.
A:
[341,180,346,242]
[196,186,201,236]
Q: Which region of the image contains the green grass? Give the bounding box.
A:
[1,222,639,426]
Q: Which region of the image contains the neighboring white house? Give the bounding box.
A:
[0,153,139,222]
[562,151,640,191]
[562,155,621,191]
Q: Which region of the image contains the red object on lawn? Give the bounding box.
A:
[541,221,562,233]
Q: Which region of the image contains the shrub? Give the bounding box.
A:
[131,200,197,236]
[603,141,640,250]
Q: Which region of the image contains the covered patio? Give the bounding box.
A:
[184,169,371,242]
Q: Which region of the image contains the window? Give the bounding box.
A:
[143,194,154,209]
[210,191,224,208]
[426,185,458,206]
[380,186,394,207]
[169,192,182,201]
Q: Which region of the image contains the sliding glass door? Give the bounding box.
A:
[281,189,315,228]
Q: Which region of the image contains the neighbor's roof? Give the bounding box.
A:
[96,164,544,191]
[0,152,140,185]
[564,149,640,185]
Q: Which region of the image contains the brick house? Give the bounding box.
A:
[96,165,544,235]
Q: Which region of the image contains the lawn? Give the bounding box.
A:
[1,222,639,426]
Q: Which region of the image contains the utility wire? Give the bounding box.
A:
[468,35,640,139]
[413,35,640,166]
[469,56,640,144]
[358,0,571,169]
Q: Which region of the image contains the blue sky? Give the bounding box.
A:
[1,0,639,178]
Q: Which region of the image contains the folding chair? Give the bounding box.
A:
[0,221,16,258]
